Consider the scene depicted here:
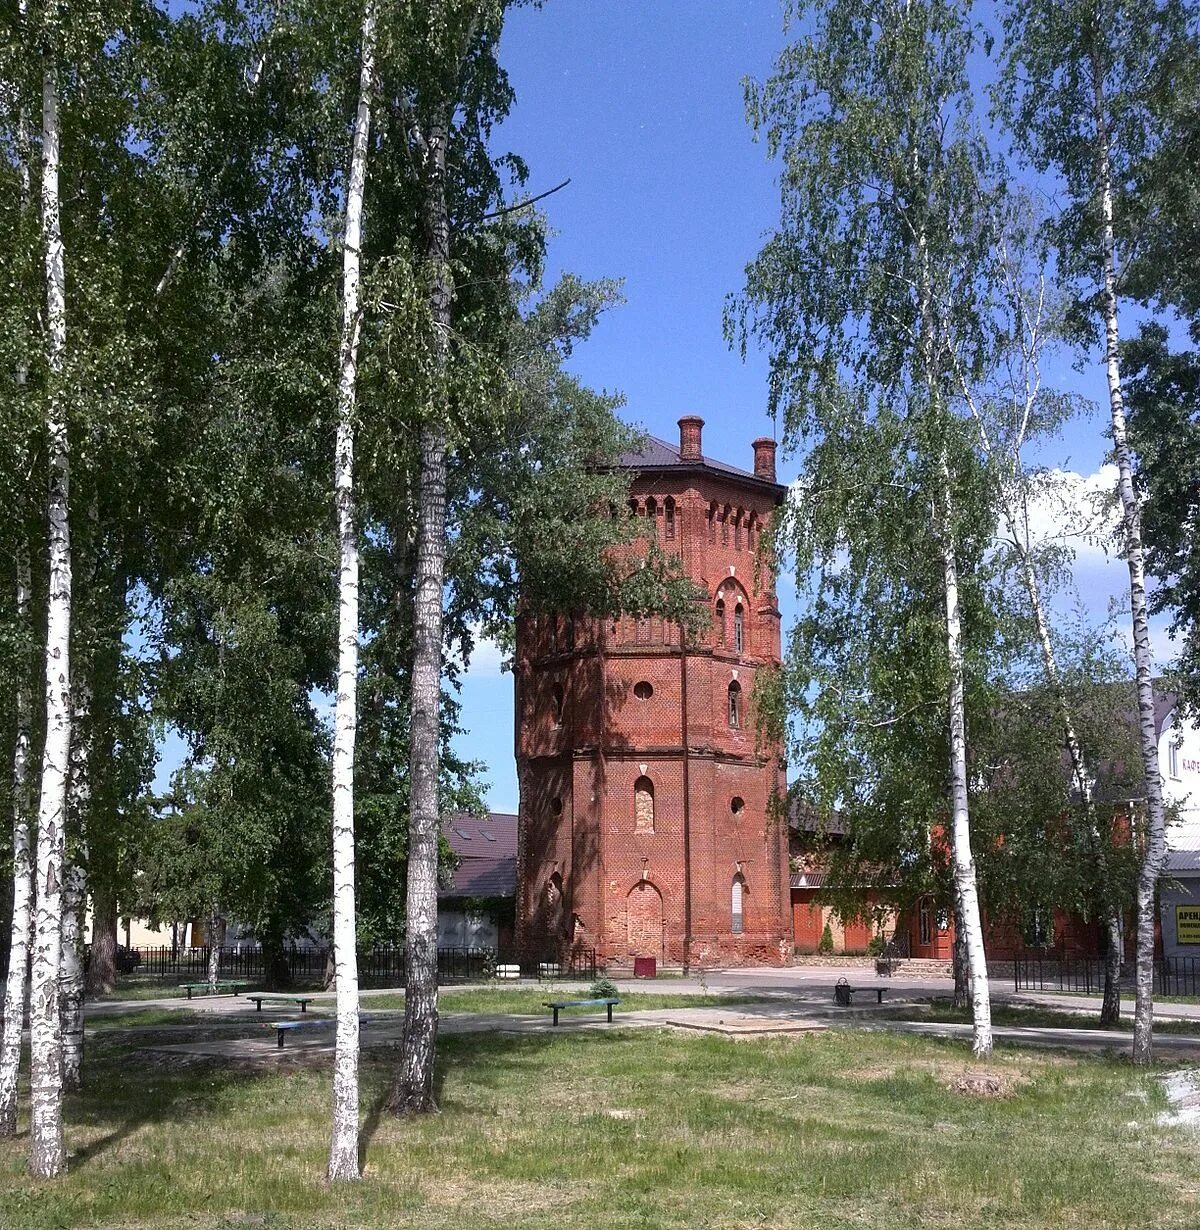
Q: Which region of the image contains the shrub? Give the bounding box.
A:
[590,976,620,998]
[865,935,884,957]
[818,922,834,954]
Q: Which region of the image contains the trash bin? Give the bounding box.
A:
[633,956,656,978]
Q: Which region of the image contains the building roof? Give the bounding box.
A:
[789,798,848,838]
[616,433,785,496]
[440,811,518,900]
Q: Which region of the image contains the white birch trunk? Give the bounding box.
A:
[29,50,71,1180]
[0,545,34,1137]
[392,108,451,1117]
[59,673,91,1094]
[57,860,85,1093]
[205,904,222,991]
[1089,48,1167,1067]
[327,0,375,1184]
[940,468,993,1057]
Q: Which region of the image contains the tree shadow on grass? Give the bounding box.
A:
[356,1026,629,1168]
[61,1026,313,1168]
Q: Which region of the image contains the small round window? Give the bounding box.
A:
[550,797,563,816]
[633,681,654,700]
[730,797,745,815]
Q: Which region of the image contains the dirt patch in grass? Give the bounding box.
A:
[948,1069,1015,1098]
[419,1176,589,1215]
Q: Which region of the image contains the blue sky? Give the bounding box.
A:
[448,2,1171,816]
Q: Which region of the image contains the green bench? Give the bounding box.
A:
[272,1013,378,1048]
[179,980,252,1000]
[544,997,620,1026]
[246,995,314,1013]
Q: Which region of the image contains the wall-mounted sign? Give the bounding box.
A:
[1176,905,1200,945]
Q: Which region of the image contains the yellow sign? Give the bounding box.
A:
[1177,905,1200,945]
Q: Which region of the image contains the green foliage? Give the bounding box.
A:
[1125,326,1200,709]
[589,976,620,999]
[818,921,834,954]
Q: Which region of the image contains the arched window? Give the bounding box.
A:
[551,682,564,728]
[734,511,743,551]
[645,497,658,538]
[664,497,676,542]
[721,505,730,545]
[634,776,655,834]
[708,502,717,544]
[731,875,745,934]
[715,598,726,645]
[918,897,932,946]
[628,499,639,519]
[733,604,744,654]
[747,514,757,552]
[728,680,742,728]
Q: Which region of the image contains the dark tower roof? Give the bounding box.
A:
[615,418,786,500]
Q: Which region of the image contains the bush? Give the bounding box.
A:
[865,935,884,957]
[818,922,834,954]
[590,976,620,998]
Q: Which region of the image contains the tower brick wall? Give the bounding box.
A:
[515,419,793,968]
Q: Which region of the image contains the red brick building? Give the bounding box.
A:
[514,418,794,968]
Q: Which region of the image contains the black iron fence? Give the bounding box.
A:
[118,943,596,986]
[1157,956,1200,998]
[1014,952,1200,998]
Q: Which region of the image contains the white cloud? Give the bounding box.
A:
[1015,464,1123,564]
[455,627,508,679]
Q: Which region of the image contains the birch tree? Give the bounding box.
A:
[29,24,71,1177]
[731,0,1000,1054]
[327,0,376,1184]
[952,212,1129,1022]
[998,0,1194,1063]
[0,546,34,1136]
[0,4,37,1135]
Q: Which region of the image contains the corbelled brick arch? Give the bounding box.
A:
[514,417,793,968]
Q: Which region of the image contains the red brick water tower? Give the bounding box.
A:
[513,417,793,968]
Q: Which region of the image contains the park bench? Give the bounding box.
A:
[246,995,314,1013]
[271,1013,378,1048]
[179,980,252,1000]
[544,997,620,1027]
[833,978,888,1007]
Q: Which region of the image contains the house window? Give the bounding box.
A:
[665,497,676,541]
[734,512,742,551]
[747,515,756,552]
[551,683,564,728]
[728,681,742,729]
[634,776,655,834]
[1170,740,1181,780]
[715,599,725,646]
[731,876,745,934]
[708,502,717,544]
[634,680,653,700]
[646,497,658,539]
[721,505,730,545]
[918,898,932,947]
[733,605,744,654]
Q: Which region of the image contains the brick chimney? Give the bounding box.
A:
[678,416,704,462]
[752,437,777,482]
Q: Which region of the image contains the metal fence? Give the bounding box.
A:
[1157,956,1200,998]
[120,943,596,986]
[1014,952,1200,998]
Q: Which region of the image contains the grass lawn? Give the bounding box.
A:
[1,1019,1195,1229]
[914,999,1200,1036]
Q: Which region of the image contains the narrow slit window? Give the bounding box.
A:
[728,680,742,728]
[665,497,675,542]
[715,599,726,646]
[731,876,744,935]
[734,605,744,654]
